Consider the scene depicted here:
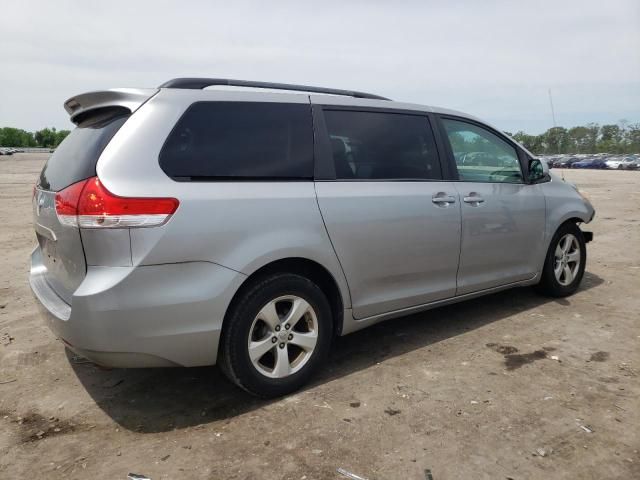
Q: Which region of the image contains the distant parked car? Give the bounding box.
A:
[572,158,607,169]
[618,158,639,170]
[554,157,581,168]
[605,157,625,169]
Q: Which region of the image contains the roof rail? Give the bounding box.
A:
[159,77,390,101]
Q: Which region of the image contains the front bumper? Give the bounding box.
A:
[29,248,245,368]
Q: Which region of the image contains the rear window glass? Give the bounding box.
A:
[39,108,129,191]
[323,110,442,180]
[159,102,313,180]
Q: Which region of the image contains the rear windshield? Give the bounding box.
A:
[38,107,130,191]
[159,102,314,180]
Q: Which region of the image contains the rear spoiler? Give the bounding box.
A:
[64,88,158,125]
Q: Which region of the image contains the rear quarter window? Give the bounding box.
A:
[38,107,130,191]
[159,102,314,180]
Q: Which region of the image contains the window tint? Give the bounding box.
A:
[442,118,523,183]
[39,108,129,191]
[160,102,313,180]
[323,110,442,180]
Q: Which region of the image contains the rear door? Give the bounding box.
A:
[437,116,546,295]
[313,106,461,319]
[33,108,130,303]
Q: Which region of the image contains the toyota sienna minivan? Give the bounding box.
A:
[30,78,594,397]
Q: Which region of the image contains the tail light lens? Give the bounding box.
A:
[55,177,179,228]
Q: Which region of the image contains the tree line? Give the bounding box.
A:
[506,121,640,155]
[0,127,70,149]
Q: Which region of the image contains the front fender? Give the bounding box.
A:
[539,175,595,270]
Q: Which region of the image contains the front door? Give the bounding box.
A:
[439,117,546,295]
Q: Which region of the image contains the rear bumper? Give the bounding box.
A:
[29,248,246,367]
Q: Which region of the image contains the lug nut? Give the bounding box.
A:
[275,325,281,332]
[279,343,285,349]
[285,324,290,330]
[288,334,293,340]
[272,337,277,343]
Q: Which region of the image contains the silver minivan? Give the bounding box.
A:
[30,78,594,397]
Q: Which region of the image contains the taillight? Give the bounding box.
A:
[55,180,87,227]
[55,177,179,228]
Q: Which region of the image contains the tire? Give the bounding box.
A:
[535,222,587,297]
[219,273,333,398]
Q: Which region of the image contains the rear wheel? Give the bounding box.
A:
[535,222,586,297]
[219,273,333,398]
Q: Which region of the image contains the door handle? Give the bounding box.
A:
[431,192,456,206]
[463,193,485,205]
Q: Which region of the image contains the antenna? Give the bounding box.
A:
[548,89,557,128]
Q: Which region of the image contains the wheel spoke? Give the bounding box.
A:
[272,345,291,377]
[570,238,579,253]
[567,251,580,263]
[561,236,571,253]
[284,298,311,328]
[554,263,563,279]
[249,337,275,362]
[257,301,280,330]
[563,265,573,283]
[289,331,318,351]
[555,244,564,259]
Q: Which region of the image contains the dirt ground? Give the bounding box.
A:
[0,153,638,480]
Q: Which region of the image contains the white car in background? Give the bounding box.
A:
[605,157,625,169]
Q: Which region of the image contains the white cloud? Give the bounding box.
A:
[1,0,638,132]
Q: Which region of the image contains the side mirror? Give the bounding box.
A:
[528,158,549,183]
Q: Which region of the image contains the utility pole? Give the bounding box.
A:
[548,88,557,128]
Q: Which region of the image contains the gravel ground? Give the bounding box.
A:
[0,153,638,479]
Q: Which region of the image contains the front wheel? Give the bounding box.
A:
[535,222,587,297]
[219,273,333,398]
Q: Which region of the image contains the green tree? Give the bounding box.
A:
[512,131,545,153]
[54,130,70,147]
[34,128,59,148]
[625,123,640,153]
[567,126,592,153]
[543,127,569,154]
[598,124,623,153]
[0,128,36,147]
[584,123,600,153]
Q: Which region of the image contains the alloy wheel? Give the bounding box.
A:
[247,295,319,378]
[554,233,581,286]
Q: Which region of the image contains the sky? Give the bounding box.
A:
[1,0,639,134]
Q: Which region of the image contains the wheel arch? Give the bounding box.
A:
[221,257,346,342]
[558,216,587,229]
[538,216,589,273]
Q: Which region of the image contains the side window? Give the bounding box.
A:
[323,110,442,180]
[160,102,313,179]
[441,118,523,183]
